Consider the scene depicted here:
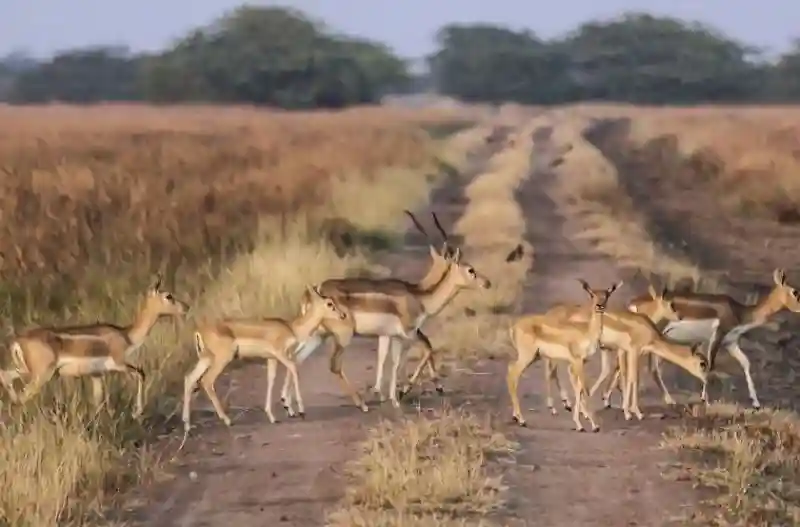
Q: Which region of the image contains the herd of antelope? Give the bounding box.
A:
[1,210,799,441]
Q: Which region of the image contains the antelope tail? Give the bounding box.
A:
[10,342,29,375]
[193,332,206,357]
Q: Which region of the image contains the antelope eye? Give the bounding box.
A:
[468,268,476,277]
[165,293,174,301]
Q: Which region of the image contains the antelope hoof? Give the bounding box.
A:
[397,388,409,401]
[283,406,296,417]
[222,416,232,427]
[576,426,585,433]
[751,400,761,410]
[591,426,600,433]
[435,385,445,395]
[562,401,572,412]
[548,406,558,416]
[298,412,305,420]
[512,415,527,427]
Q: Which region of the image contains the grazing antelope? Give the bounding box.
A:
[283,247,492,412]
[613,318,709,421]
[0,276,188,417]
[507,280,622,432]
[181,285,347,435]
[544,284,683,411]
[629,268,800,408]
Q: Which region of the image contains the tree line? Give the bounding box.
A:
[3,8,800,107]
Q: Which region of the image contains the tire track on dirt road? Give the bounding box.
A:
[452,119,702,526]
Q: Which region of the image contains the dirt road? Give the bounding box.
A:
[129,121,700,526]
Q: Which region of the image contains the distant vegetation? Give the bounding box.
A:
[4,8,800,106]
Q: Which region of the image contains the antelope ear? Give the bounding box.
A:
[609,281,623,294]
[647,284,658,299]
[428,244,439,259]
[453,247,462,263]
[150,274,163,293]
[441,242,451,259]
[774,268,787,285]
[661,286,669,298]
[577,279,591,293]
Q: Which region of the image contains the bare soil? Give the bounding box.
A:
[127,124,703,526]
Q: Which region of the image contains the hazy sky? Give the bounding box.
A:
[1,0,797,59]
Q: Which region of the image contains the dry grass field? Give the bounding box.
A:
[0,104,471,526]
[8,99,800,526]
[547,104,800,525]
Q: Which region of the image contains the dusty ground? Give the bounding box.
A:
[126,120,706,527]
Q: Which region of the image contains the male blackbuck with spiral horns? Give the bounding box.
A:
[283,210,464,410]
[180,285,347,443]
[0,276,188,417]
[283,244,492,413]
[627,268,800,408]
[507,280,622,432]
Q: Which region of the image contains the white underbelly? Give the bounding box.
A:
[662,319,718,344]
[57,356,116,377]
[353,312,407,338]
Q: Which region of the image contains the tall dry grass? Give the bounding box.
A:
[0,104,457,526]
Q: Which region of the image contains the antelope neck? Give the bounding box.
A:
[742,286,787,324]
[417,263,462,317]
[290,305,326,341]
[587,308,604,343]
[416,258,450,291]
[126,301,163,345]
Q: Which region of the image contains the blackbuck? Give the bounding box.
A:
[0,276,188,417]
[181,285,347,438]
[544,284,684,411]
[627,268,800,408]
[283,245,492,412]
[281,210,460,410]
[507,280,622,432]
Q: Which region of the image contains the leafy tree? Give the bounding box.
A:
[429,24,573,104]
[561,13,761,103]
[8,47,141,103]
[139,6,406,107]
[768,39,800,101]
